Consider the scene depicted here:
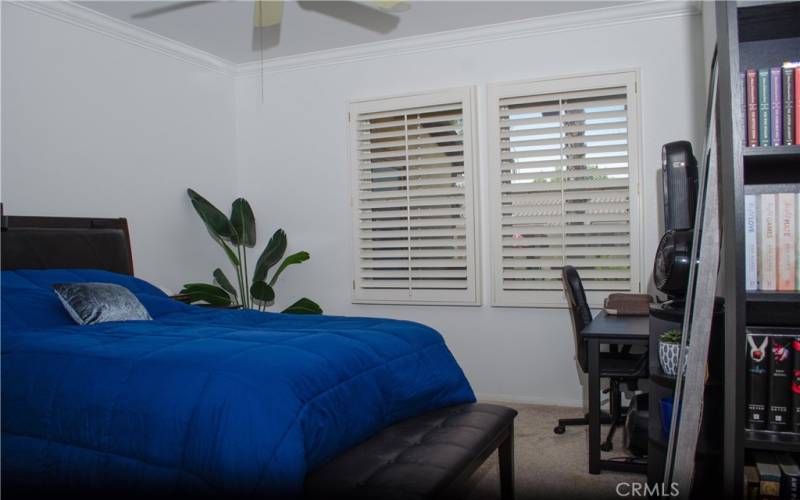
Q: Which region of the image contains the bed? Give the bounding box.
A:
[1,215,476,498]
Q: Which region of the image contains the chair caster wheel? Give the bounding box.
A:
[553,425,566,435]
[600,442,613,452]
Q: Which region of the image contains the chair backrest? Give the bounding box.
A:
[562,265,593,372]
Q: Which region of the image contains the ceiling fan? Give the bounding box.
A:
[133,1,409,30]
[254,1,407,28]
[131,1,409,102]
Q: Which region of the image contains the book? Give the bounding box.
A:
[777,193,797,291]
[797,194,800,290]
[742,72,748,147]
[754,451,782,499]
[772,67,783,146]
[796,67,800,145]
[760,69,771,146]
[745,465,761,500]
[777,453,800,500]
[747,69,759,147]
[747,333,770,430]
[784,66,795,145]
[761,193,778,291]
[768,336,793,432]
[746,194,759,290]
[793,338,800,433]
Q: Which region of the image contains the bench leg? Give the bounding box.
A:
[498,423,515,500]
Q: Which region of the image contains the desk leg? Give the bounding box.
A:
[588,338,601,475]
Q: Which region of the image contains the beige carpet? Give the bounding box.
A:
[461,403,645,500]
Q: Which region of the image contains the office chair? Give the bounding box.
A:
[554,265,648,452]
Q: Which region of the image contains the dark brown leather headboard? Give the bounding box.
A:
[1,214,134,275]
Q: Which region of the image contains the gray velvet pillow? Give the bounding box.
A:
[53,283,152,325]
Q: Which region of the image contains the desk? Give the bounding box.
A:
[582,311,649,475]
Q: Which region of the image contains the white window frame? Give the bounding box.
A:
[487,70,643,308]
[348,86,481,306]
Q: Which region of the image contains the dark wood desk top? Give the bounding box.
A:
[581,310,649,342]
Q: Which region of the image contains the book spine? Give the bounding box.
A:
[780,460,800,500]
[755,452,784,499]
[782,473,798,500]
[778,453,800,500]
[796,67,800,146]
[785,67,795,146]
[797,194,800,291]
[746,194,759,290]
[747,334,769,430]
[778,193,797,291]
[761,194,778,291]
[772,67,783,145]
[748,69,759,147]
[745,466,760,500]
[742,72,749,147]
[768,336,792,432]
[793,338,800,434]
[788,475,799,500]
[760,69,771,146]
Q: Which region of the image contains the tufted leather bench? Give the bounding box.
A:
[304,403,517,500]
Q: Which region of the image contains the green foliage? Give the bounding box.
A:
[250,280,275,303]
[659,329,682,344]
[179,283,232,307]
[282,298,323,315]
[212,268,237,299]
[230,198,256,247]
[253,229,287,283]
[182,189,322,314]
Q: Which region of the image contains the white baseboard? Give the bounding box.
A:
[474,392,583,408]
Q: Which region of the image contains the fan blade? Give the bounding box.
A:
[254,0,284,27]
[297,1,400,33]
[132,1,214,19]
[367,1,409,12]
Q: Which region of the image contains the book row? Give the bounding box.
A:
[745,190,800,291]
[741,62,799,147]
[746,330,800,433]
[747,451,800,500]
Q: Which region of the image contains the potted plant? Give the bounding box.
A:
[179,188,322,314]
[658,329,685,377]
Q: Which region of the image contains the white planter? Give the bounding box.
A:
[658,341,684,377]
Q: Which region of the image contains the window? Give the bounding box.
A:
[487,72,642,307]
[349,87,480,305]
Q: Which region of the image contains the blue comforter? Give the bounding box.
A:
[1,269,474,497]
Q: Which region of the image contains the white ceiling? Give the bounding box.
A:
[78,1,634,63]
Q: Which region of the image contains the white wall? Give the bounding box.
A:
[1,2,237,291]
[234,11,706,405]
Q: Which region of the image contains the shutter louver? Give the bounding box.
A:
[489,73,641,306]
[350,88,479,305]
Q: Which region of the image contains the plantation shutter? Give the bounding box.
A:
[349,88,479,305]
[488,72,641,307]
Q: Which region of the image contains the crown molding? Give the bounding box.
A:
[9,1,236,77]
[236,0,700,78]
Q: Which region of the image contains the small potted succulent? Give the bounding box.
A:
[658,329,685,377]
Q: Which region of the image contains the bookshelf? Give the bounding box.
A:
[745,430,800,453]
[717,1,800,497]
[746,291,800,302]
[743,146,800,183]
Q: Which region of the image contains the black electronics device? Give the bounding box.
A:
[653,141,699,299]
[662,141,699,232]
[624,392,649,457]
[653,229,693,298]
